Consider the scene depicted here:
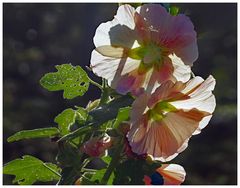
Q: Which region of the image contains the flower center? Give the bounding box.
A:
[128,43,169,74]
[147,101,177,122]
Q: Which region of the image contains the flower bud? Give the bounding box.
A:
[80,134,112,157]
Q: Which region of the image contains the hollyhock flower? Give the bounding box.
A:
[143,164,186,185]
[80,134,112,157]
[127,75,216,162]
[91,4,198,95]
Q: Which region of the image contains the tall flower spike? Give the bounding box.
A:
[127,75,216,162]
[144,164,186,185]
[91,4,197,95]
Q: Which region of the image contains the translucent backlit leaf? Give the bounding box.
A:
[40,64,89,99]
[3,155,60,185]
[7,127,59,142]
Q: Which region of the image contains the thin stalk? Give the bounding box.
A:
[100,138,124,185]
[43,163,61,177]
[88,77,103,90]
[99,79,110,106]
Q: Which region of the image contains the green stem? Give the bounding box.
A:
[99,79,110,106]
[43,163,61,177]
[100,138,124,185]
[88,77,103,90]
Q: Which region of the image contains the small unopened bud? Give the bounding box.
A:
[80,134,112,157]
[86,99,100,111]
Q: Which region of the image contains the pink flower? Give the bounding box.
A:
[143,164,186,185]
[80,134,112,157]
[91,4,197,95]
[127,75,216,162]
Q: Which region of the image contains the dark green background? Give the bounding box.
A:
[3,3,237,185]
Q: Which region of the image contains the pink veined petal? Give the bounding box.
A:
[147,80,186,108]
[170,75,216,113]
[156,164,186,185]
[93,5,137,48]
[128,108,210,162]
[127,119,180,162]
[156,58,174,84]
[130,94,149,123]
[137,4,198,65]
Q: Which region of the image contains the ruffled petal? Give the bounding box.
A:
[170,53,191,83]
[156,164,186,185]
[170,75,216,113]
[93,4,137,48]
[137,4,198,65]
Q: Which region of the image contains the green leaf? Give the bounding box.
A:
[55,108,88,136]
[101,156,112,165]
[56,142,82,167]
[89,95,134,126]
[40,64,89,99]
[7,127,59,142]
[59,95,134,142]
[56,143,83,185]
[169,6,179,16]
[113,107,131,129]
[91,169,114,185]
[58,166,79,185]
[3,155,60,185]
[76,107,88,124]
[55,108,76,135]
[113,159,160,185]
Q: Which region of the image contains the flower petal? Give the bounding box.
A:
[156,164,186,185]
[170,75,216,113]
[170,53,191,83]
[137,4,198,65]
[93,4,137,48]
[90,49,141,90]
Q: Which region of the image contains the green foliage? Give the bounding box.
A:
[113,159,160,185]
[56,142,82,167]
[76,107,88,124]
[89,95,134,127]
[7,127,59,142]
[58,166,79,185]
[55,108,87,135]
[40,64,89,99]
[3,155,60,185]
[101,156,112,165]
[91,169,114,185]
[113,107,131,129]
[169,6,179,16]
[55,108,76,135]
[56,143,83,185]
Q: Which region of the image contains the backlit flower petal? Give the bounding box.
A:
[93,5,136,48]
[137,4,198,65]
[91,4,197,95]
[127,75,216,161]
[156,164,186,185]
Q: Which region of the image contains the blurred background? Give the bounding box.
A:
[3,3,237,185]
